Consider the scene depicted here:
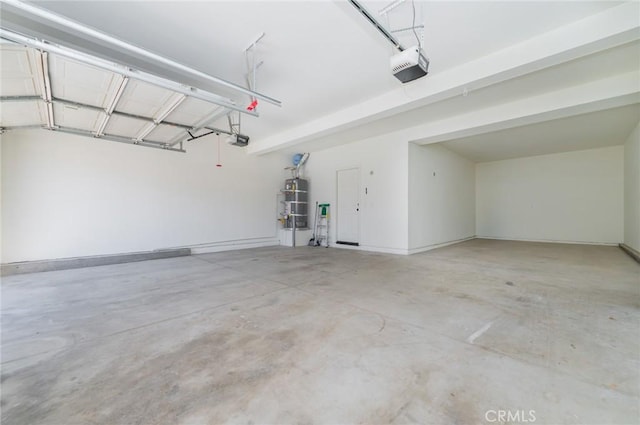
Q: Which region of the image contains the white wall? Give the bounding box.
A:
[305,136,408,254]
[624,121,640,252]
[1,130,287,263]
[476,146,624,245]
[408,143,475,253]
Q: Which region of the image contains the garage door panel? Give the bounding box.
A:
[53,103,103,132]
[50,55,121,108]
[1,44,237,149]
[116,80,181,119]
[0,101,44,126]
[146,124,186,143]
[0,45,40,97]
[165,97,222,127]
[104,114,149,139]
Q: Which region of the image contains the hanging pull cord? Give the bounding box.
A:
[216,133,222,168]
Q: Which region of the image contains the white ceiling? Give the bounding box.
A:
[1,0,638,161]
[441,104,640,163]
[281,40,640,152]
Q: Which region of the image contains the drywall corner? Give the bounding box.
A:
[624,121,640,252]
[620,243,640,263]
[408,143,475,251]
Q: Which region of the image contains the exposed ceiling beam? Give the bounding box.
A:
[249,1,640,154]
[1,0,281,107]
[295,72,639,154]
[411,73,640,146]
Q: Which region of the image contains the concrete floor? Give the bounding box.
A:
[1,239,639,424]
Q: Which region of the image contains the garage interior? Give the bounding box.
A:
[1,1,639,424]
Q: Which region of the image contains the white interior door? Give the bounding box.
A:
[337,168,359,245]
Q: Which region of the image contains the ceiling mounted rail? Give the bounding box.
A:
[50,97,194,131]
[1,0,281,107]
[349,0,405,52]
[0,95,41,102]
[0,123,187,153]
[0,28,258,117]
[53,125,187,153]
[1,95,235,145]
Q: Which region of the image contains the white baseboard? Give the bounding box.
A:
[407,236,476,255]
[332,243,409,255]
[476,236,619,246]
[331,236,476,256]
[620,243,640,263]
[1,248,191,276]
[189,237,280,254]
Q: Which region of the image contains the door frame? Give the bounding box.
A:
[336,167,360,246]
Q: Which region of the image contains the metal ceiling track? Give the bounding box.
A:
[0,30,255,153]
[0,0,284,153]
[2,95,192,128]
[0,28,253,118]
[1,0,282,108]
[0,122,187,153]
[0,95,233,151]
[348,0,405,52]
[57,126,187,153]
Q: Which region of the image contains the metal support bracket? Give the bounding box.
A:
[0,28,258,117]
[36,50,55,129]
[245,32,265,110]
[96,75,128,137]
[135,93,186,141]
